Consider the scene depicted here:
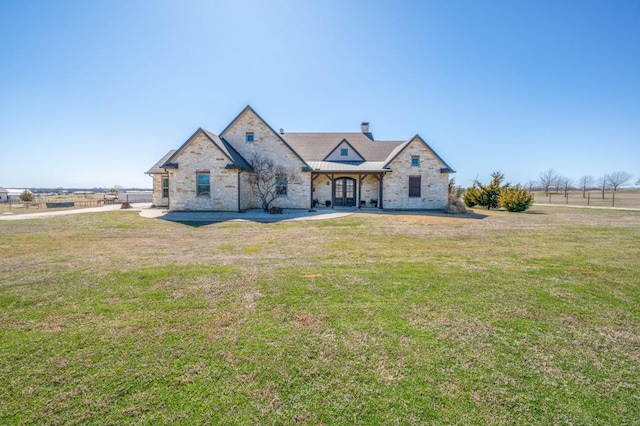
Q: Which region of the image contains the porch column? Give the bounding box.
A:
[310,173,320,209]
[378,173,384,209]
[358,174,365,209]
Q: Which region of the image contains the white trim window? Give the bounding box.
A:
[196,172,210,196]
[162,177,169,198]
[276,175,288,196]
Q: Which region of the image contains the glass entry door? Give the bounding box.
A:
[334,178,356,207]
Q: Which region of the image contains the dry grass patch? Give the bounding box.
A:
[0,206,639,424]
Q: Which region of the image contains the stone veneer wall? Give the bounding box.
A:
[383,140,449,209]
[167,132,239,211]
[312,175,332,205]
[360,175,381,206]
[222,109,310,209]
[238,171,253,211]
[151,173,169,207]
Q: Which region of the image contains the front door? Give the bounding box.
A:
[334,177,356,206]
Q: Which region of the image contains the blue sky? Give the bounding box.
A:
[1,0,639,189]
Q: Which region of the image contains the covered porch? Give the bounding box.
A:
[309,171,386,210]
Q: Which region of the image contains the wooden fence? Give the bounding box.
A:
[1,200,107,210]
[532,190,640,209]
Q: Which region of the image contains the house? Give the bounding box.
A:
[0,187,8,203]
[117,191,153,203]
[146,106,455,211]
[5,189,27,202]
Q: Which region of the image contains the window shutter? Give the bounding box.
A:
[409,176,421,197]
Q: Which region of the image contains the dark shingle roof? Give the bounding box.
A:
[281,133,405,162]
[156,129,253,172]
[202,130,252,170]
[146,150,176,174]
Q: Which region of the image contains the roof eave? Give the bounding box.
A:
[225,164,253,172]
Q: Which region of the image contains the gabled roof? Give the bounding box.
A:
[202,130,252,170]
[282,132,404,162]
[146,150,176,174]
[148,107,454,177]
[0,187,8,193]
[220,105,310,168]
[322,139,365,162]
[384,134,455,173]
[159,128,252,171]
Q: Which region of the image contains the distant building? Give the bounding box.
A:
[117,191,153,203]
[0,187,8,203]
[6,189,27,202]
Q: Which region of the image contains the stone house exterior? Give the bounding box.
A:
[146,106,455,211]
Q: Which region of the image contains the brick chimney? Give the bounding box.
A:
[361,122,369,133]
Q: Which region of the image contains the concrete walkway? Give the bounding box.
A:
[0,203,151,221]
[0,203,355,223]
[140,207,355,223]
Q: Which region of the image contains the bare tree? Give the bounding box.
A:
[245,153,300,212]
[577,175,594,198]
[605,171,633,191]
[636,177,640,186]
[597,175,609,199]
[538,169,560,195]
[561,176,573,197]
[524,180,536,193]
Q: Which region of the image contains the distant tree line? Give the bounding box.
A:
[532,170,636,199]
[24,187,152,194]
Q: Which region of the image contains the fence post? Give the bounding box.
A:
[549,193,551,203]
[587,193,590,206]
[612,191,615,207]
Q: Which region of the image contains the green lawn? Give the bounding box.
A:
[1,207,638,425]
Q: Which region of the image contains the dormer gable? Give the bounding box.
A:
[323,139,365,162]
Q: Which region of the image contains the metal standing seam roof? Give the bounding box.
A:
[306,161,390,172]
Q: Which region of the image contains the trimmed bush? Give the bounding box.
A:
[499,185,534,212]
[464,172,504,210]
[463,188,478,207]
